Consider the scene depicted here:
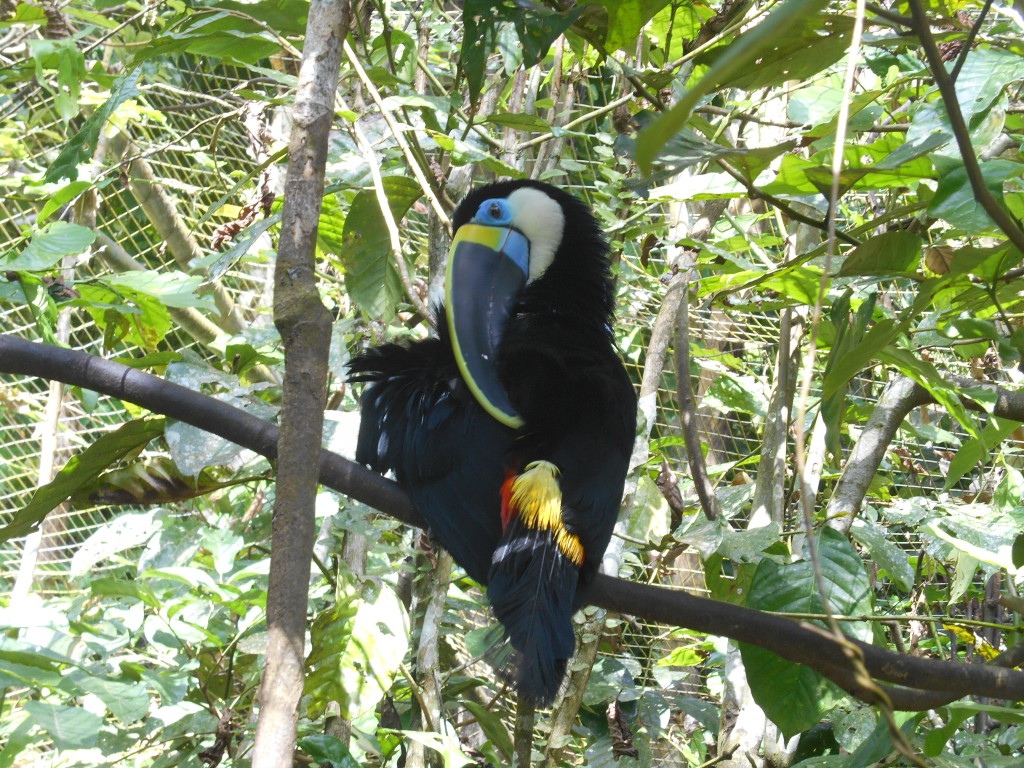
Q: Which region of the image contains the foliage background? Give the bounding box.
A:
[2,0,1024,766]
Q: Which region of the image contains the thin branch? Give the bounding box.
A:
[949,0,993,83]
[714,158,861,247]
[675,283,723,521]
[5,336,1024,702]
[696,104,908,132]
[827,376,930,532]
[342,38,451,229]
[340,93,431,320]
[907,0,1024,255]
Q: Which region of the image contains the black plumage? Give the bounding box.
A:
[349,179,636,704]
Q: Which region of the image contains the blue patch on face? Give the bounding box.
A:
[473,198,513,226]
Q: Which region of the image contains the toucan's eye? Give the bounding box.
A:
[474,198,512,225]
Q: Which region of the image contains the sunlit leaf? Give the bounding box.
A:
[636,0,831,171]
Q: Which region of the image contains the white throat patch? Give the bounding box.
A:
[507,186,565,282]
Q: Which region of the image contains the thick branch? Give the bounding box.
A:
[827,376,931,532]
[828,373,1024,532]
[3,335,1024,703]
[253,0,346,763]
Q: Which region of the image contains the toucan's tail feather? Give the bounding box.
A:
[487,520,578,706]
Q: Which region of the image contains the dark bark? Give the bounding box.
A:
[3,335,1024,704]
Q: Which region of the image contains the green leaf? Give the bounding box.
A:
[104,271,218,311]
[44,68,141,183]
[0,418,165,542]
[131,11,283,67]
[941,416,1019,489]
[21,701,103,752]
[65,670,152,723]
[73,282,173,351]
[37,180,93,224]
[578,0,671,53]
[297,734,360,767]
[657,646,703,667]
[844,711,921,768]
[1012,533,1024,569]
[703,373,767,417]
[89,576,160,607]
[306,580,409,720]
[822,318,897,399]
[512,5,584,65]
[740,529,872,739]
[1,222,96,271]
[483,112,552,132]
[635,0,831,172]
[704,13,853,92]
[339,177,423,320]
[396,730,474,768]
[837,231,922,277]
[626,473,671,544]
[942,48,1024,135]
[928,157,1023,234]
[849,519,914,591]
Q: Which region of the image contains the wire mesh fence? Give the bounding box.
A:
[1,4,1018,764]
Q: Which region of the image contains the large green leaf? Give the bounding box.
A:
[64,669,152,723]
[460,1,581,106]
[0,418,165,543]
[843,711,921,768]
[636,0,831,171]
[104,271,217,311]
[703,13,853,92]
[837,232,922,277]
[821,318,898,399]
[131,10,282,66]
[821,292,876,460]
[338,176,423,321]
[928,157,1023,234]
[577,0,672,53]
[942,416,1021,489]
[1,222,96,271]
[72,282,173,351]
[849,519,914,592]
[21,701,103,752]
[740,528,873,739]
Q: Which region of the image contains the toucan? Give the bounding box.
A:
[348,180,636,705]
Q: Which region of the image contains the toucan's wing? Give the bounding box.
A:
[348,336,512,584]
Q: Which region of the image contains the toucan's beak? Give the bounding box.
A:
[446,223,528,429]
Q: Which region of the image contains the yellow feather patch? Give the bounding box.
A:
[510,461,584,566]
